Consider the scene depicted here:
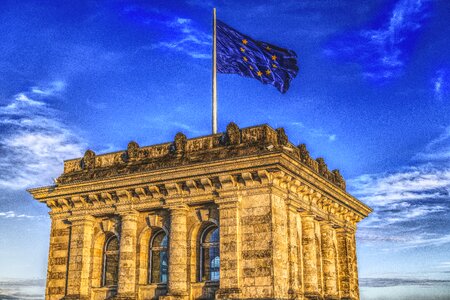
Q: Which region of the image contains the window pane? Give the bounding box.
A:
[104,236,119,286]
[160,250,168,283]
[204,228,219,243]
[151,250,161,283]
[210,247,220,281]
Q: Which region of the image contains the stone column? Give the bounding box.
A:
[348,229,359,300]
[117,211,139,299]
[336,227,350,299]
[216,198,241,299]
[65,215,95,300]
[167,205,189,299]
[287,204,300,298]
[46,218,71,300]
[301,212,319,299]
[320,222,338,299]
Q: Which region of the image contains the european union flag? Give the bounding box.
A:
[216,19,298,93]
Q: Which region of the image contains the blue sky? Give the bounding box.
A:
[0,0,449,299]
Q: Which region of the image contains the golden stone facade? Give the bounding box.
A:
[28,123,371,300]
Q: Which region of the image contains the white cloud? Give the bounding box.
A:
[414,125,450,161]
[142,17,211,59]
[290,121,337,142]
[0,81,85,190]
[325,0,432,81]
[0,211,43,219]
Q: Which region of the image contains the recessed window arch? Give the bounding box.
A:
[102,234,119,287]
[199,225,220,282]
[149,230,168,284]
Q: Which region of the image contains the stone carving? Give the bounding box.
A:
[57,124,347,191]
[276,127,288,146]
[127,141,140,161]
[316,158,328,177]
[332,169,346,190]
[82,150,96,170]
[173,132,187,156]
[226,122,241,145]
[298,144,310,164]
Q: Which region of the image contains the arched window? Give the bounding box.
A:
[149,230,168,284]
[200,225,220,282]
[102,235,119,287]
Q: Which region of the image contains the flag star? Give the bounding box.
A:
[243,56,248,62]
[257,71,262,76]
[265,69,271,75]
[240,47,245,52]
[242,39,248,45]
[271,55,277,61]
[249,66,254,70]
[266,46,271,50]
[272,64,278,68]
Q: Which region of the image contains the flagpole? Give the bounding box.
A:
[212,7,217,134]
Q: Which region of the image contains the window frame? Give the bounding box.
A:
[199,224,220,282]
[101,234,119,287]
[148,229,169,284]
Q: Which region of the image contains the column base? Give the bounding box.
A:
[324,296,340,300]
[62,295,89,300]
[160,293,189,300]
[288,288,299,299]
[112,293,136,300]
[303,292,323,300]
[215,287,241,299]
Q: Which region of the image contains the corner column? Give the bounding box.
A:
[336,227,354,300]
[65,215,95,300]
[117,211,139,299]
[348,228,360,300]
[287,204,300,298]
[300,212,319,299]
[166,205,189,300]
[320,222,338,299]
[216,198,241,299]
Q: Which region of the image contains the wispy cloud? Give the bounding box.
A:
[0,81,85,190]
[414,125,450,161]
[324,0,432,82]
[0,211,44,220]
[432,68,449,101]
[360,277,450,288]
[122,5,211,59]
[0,279,44,300]
[350,124,450,250]
[290,121,337,142]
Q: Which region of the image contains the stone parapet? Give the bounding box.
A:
[55,123,346,191]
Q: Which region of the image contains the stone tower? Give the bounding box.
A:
[28,123,371,300]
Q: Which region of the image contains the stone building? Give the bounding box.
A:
[28,123,371,300]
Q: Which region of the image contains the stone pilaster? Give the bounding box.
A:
[287,204,300,298]
[336,227,350,300]
[64,215,95,300]
[301,212,319,299]
[116,211,139,299]
[46,218,70,300]
[320,222,338,299]
[166,205,189,300]
[216,198,241,299]
[348,229,359,300]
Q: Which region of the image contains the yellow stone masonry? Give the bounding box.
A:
[28,123,371,300]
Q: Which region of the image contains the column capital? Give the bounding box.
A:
[67,214,95,225]
[299,210,315,219]
[118,209,139,220]
[167,204,189,213]
[215,196,240,208]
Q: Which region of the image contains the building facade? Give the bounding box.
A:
[28,123,371,300]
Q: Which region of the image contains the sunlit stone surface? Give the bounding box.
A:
[28,123,371,300]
